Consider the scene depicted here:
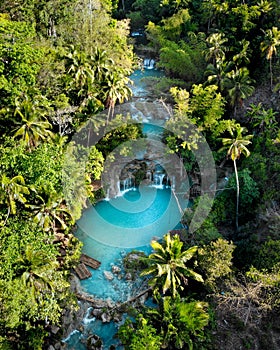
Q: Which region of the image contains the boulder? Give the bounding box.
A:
[106,299,114,308]
[111,265,121,274]
[87,334,103,349]
[103,271,114,281]
[51,325,60,335]
[125,272,132,280]
[101,312,111,323]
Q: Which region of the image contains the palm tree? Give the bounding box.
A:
[233,39,251,66]
[148,295,209,349]
[205,32,228,66]
[202,0,229,31]
[91,47,113,82]
[12,97,54,150]
[65,46,96,103]
[102,70,132,123]
[261,27,280,91]
[221,126,253,230]
[205,60,233,91]
[224,67,255,117]
[0,174,30,225]
[28,191,74,232]
[141,233,203,297]
[15,245,58,302]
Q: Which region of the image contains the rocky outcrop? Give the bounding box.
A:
[103,270,114,280]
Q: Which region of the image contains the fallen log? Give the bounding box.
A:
[80,253,101,269]
[74,263,92,280]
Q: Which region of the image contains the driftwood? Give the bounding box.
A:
[74,263,92,280]
[121,287,152,305]
[80,253,101,269]
[76,287,152,309]
[76,292,97,304]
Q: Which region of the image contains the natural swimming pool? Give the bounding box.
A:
[63,66,189,349]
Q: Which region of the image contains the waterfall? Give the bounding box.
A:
[120,177,134,193]
[116,180,121,196]
[153,173,165,188]
[143,58,155,69]
[104,188,110,201]
[83,307,95,325]
[171,175,176,190]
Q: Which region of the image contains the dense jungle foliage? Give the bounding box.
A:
[0,0,279,349]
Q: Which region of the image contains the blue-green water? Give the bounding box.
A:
[63,315,122,350]
[77,187,182,248]
[75,186,186,300]
[64,186,186,350]
[64,67,187,349]
[129,68,164,98]
[64,186,186,349]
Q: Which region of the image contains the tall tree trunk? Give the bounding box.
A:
[233,159,239,231]
[3,206,10,226]
[270,58,273,91]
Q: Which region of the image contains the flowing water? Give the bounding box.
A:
[64,64,189,349]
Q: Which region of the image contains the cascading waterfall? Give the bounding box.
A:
[120,177,134,192]
[143,58,155,69]
[153,173,165,188]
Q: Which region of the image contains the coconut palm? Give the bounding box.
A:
[91,47,113,82]
[205,32,228,66]
[202,0,229,31]
[233,39,251,66]
[141,233,203,297]
[224,67,255,117]
[261,27,280,90]
[15,244,58,302]
[28,188,74,232]
[102,70,132,123]
[221,125,253,230]
[65,46,96,103]
[0,174,30,225]
[12,97,54,150]
[205,60,233,91]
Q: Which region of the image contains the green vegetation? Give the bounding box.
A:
[0,0,135,348]
[115,0,280,348]
[0,0,279,348]
[141,233,203,297]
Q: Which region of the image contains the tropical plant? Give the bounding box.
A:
[247,103,278,134]
[91,47,113,82]
[148,295,209,349]
[28,188,74,232]
[141,233,203,297]
[101,69,132,123]
[220,125,253,230]
[118,315,162,350]
[224,67,255,117]
[64,46,96,104]
[232,39,251,66]
[198,238,235,291]
[205,32,228,66]
[0,174,30,225]
[260,26,280,90]
[62,142,92,221]
[15,244,59,301]
[12,96,54,150]
[204,60,233,92]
